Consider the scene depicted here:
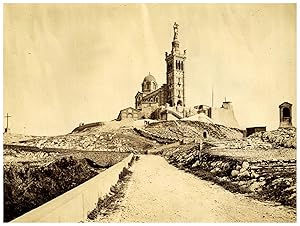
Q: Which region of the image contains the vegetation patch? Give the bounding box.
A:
[87,167,133,221]
[4,156,99,222]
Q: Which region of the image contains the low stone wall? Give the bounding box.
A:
[11,153,134,223]
[164,145,296,207]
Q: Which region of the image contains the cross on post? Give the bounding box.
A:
[4,113,12,133]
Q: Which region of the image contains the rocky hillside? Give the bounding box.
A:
[248,127,296,148]
[7,120,243,153]
[143,121,243,141]
[160,143,296,208]
[14,128,156,153]
[6,122,295,154]
[3,133,38,144]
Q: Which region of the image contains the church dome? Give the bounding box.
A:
[143,73,156,83]
[142,73,157,93]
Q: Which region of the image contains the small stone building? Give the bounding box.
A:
[246,126,266,137]
[117,107,140,121]
[279,102,293,128]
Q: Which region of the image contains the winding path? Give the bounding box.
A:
[99,155,296,223]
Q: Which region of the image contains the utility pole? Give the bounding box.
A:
[4,113,12,133]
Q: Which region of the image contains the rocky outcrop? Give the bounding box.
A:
[248,127,296,149]
[162,144,296,208]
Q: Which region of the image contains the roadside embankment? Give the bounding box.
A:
[162,143,296,208]
[10,153,134,222]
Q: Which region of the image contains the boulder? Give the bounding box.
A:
[251,172,260,179]
[231,170,239,177]
[218,176,229,182]
[238,181,247,186]
[248,181,266,192]
[288,193,296,200]
[214,167,221,173]
[242,161,250,169]
[238,170,250,178]
[239,168,247,173]
[192,160,200,168]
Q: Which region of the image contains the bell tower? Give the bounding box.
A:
[165,22,187,107]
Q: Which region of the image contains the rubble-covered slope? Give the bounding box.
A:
[141,120,243,142]
[248,127,296,149]
[16,128,156,153]
[161,143,296,208]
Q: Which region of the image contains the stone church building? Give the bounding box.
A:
[117,22,240,129]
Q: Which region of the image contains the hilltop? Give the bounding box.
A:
[4,119,296,153]
[3,119,296,222]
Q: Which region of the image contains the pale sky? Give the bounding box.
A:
[4,4,296,136]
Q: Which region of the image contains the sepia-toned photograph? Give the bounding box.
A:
[3,3,296,223]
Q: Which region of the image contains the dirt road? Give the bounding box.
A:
[99,155,296,223]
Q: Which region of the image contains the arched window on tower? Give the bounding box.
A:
[153,82,157,90]
[181,61,184,70]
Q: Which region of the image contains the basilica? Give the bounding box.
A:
[117,22,240,129]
